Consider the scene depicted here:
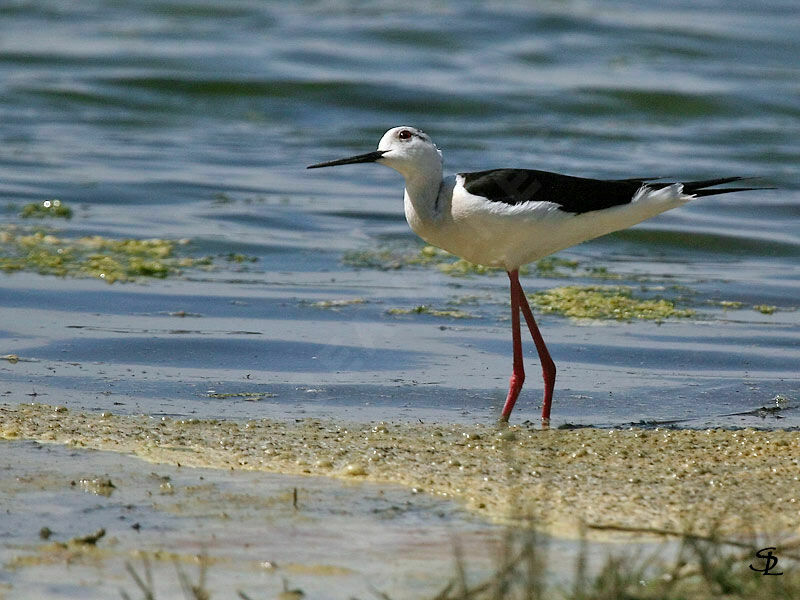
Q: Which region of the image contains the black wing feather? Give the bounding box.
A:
[460,169,759,214]
[460,169,642,214]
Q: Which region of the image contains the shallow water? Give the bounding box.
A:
[1,0,799,428]
[0,439,505,599]
[1,2,799,597]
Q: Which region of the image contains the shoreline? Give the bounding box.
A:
[2,402,799,540]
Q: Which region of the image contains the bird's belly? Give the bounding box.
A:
[412,213,558,270]
[432,230,515,268]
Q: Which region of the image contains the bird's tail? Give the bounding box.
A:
[677,177,765,198]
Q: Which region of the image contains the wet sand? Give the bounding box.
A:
[0,438,503,599]
[3,402,798,539]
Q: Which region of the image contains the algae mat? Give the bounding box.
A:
[2,403,798,538]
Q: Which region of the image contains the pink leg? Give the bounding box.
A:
[499,270,556,423]
[518,284,556,421]
[500,270,525,422]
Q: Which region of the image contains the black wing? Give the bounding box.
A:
[460,169,756,215]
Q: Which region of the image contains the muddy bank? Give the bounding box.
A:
[2,402,798,538]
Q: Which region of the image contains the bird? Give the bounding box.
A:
[307,126,759,423]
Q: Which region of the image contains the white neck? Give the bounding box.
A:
[400,158,444,235]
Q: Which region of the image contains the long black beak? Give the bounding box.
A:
[307,150,387,169]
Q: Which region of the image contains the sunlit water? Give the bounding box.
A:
[1,2,798,425]
[1,2,799,598]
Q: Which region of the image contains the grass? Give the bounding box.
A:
[115,525,800,600]
[410,520,800,600]
[121,554,210,600]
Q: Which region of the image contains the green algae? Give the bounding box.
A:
[435,257,497,276]
[342,247,408,271]
[386,305,476,319]
[341,245,788,323]
[19,199,73,219]
[343,244,528,276]
[207,392,277,400]
[717,300,744,310]
[530,285,695,321]
[224,252,258,263]
[342,245,705,322]
[410,245,502,276]
[753,304,777,315]
[533,255,579,276]
[308,298,367,309]
[446,294,487,306]
[0,225,212,283]
[341,244,639,281]
[707,300,782,314]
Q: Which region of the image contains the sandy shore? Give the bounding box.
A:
[2,402,798,539]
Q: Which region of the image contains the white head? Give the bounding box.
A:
[307,126,442,180]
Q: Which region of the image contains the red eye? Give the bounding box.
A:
[398,130,412,140]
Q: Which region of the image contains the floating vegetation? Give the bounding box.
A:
[533,255,579,276]
[342,246,588,278]
[0,225,213,283]
[717,300,744,309]
[446,294,487,306]
[753,304,777,315]
[530,285,695,321]
[19,199,73,219]
[338,244,785,324]
[583,265,624,280]
[212,192,235,204]
[206,392,277,400]
[308,298,367,309]
[341,244,637,282]
[436,257,497,276]
[224,252,258,263]
[386,305,476,319]
[411,245,501,276]
[342,247,408,270]
[342,244,516,276]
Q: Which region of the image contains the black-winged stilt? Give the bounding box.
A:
[308,126,759,423]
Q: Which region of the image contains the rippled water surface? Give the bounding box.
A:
[1,0,798,429]
[1,2,799,598]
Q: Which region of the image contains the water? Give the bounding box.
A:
[1,2,798,597]
[2,439,686,599]
[1,1,798,428]
[0,440,505,599]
